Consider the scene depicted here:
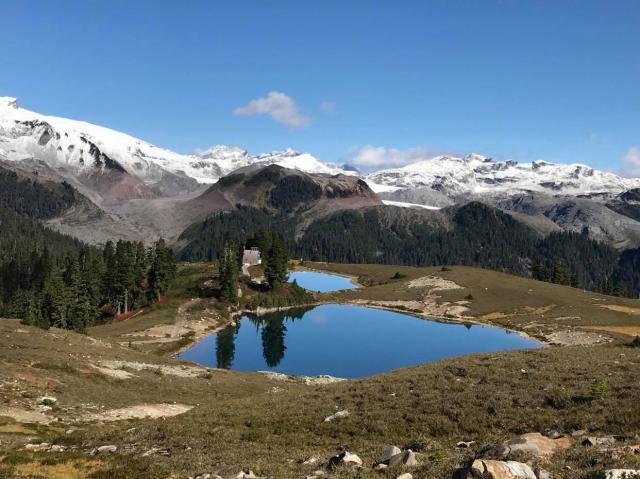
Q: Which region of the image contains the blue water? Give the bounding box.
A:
[288,271,357,292]
[179,304,541,378]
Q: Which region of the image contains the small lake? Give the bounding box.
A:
[179,304,541,378]
[288,271,358,292]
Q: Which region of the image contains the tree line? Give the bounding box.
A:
[0,167,177,332]
[1,238,176,332]
[177,203,640,298]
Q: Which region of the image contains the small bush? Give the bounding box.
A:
[391,271,406,280]
[629,336,640,348]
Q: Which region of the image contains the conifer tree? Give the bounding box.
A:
[264,232,289,289]
[219,236,240,303]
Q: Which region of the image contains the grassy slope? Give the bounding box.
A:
[312,262,640,341]
[1,263,640,478]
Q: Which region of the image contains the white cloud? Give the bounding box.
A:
[234,91,310,128]
[349,145,448,169]
[622,146,640,177]
[320,101,335,113]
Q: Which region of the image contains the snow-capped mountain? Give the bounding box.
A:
[365,153,640,198]
[189,146,349,182]
[0,97,350,203]
[0,96,201,200]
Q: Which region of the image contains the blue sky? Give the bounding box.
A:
[1,0,638,172]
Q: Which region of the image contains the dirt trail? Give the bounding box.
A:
[122,298,219,345]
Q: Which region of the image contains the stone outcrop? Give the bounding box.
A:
[469,459,536,479]
[504,433,572,458]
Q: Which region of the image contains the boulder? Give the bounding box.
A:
[388,450,419,467]
[92,445,117,455]
[470,459,536,479]
[323,410,349,422]
[378,445,402,464]
[505,433,572,457]
[326,451,362,469]
[341,452,362,466]
[594,471,640,479]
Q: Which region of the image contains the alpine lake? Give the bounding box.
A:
[179,271,541,378]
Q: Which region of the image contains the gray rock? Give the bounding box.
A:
[378,445,402,464]
[388,450,419,467]
[595,471,640,479]
[94,445,117,454]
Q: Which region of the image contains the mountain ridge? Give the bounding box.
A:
[4,96,640,249]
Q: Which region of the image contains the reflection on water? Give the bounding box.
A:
[215,308,311,369]
[215,325,237,369]
[180,304,542,378]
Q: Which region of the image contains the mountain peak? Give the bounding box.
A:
[0,97,19,109]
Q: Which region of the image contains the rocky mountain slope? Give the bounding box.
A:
[0,97,350,202]
[0,98,355,243]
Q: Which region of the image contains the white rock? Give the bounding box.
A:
[397,474,413,479]
[470,459,536,479]
[323,409,349,422]
[341,452,362,466]
[95,445,118,454]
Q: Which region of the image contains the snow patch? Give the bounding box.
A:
[382,200,441,210]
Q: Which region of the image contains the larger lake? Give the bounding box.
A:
[179,303,541,378]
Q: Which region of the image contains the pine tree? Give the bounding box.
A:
[148,239,176,302]
[42,270,69,329]
[219,236,240,303]
[264,232,289,290]
[552,258,569,285]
